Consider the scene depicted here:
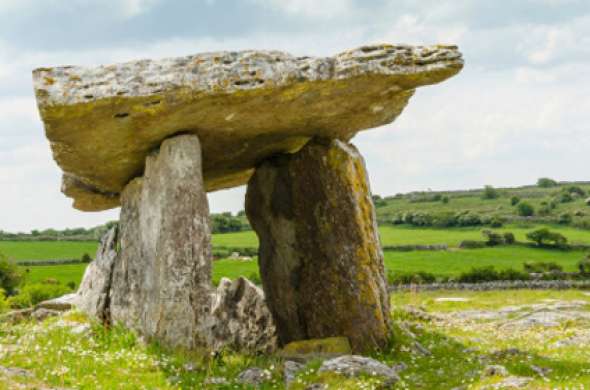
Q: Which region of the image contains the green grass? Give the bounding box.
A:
[211,231,259,248]
[12,245,590,289]
[379,224,590,246]
[22,264,88,286]
[377,182,590,222]
[383,246,589,277]
[0,241,97,261]
[1,290,589,389]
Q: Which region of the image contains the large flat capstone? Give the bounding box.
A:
[33,44,463,211]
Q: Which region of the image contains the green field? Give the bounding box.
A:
[2,223,588,263]
[0,241,97,261]
[23,263,88,286]
[376,182,590,223]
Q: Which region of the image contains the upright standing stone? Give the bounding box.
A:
[77,226,118,323]
[109,134,213,349]
[246,139,391,352]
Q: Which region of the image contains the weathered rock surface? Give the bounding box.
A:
[246,139,391,352]
[209,277,278,353]
[77,226,118,322]
[33,44,462,211]
[36,293,79,312]
[77,135,276,353]
[108,134,213,349]
[318,355,400,385]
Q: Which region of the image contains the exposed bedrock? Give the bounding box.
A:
[245,139,391,352]
[77,134,277,352]
[32,44,463,211]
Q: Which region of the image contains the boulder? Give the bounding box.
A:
[108,134,213,350]
[36,293,79,312]
[318,355,400,385]
[246,139,391,352]
[31,308,61,321]
[77,226,118,323]
[209,277,278,353]
[32,44,462,211]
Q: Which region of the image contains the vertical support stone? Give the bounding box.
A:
[245,139,391,352]
[109,134,213,349]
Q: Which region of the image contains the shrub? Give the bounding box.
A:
[388,271,436,285]
[526,228,568,247]
[556,192,573,204]
[482,230,504,246]
[458,266,499,283]
[523,261,563,273]
[81,253,93,263]
[537,178,558,188]
[586,197,590,206]
[564,185,586,197]
[503,232,516,244]
[578,256,590,275]
[489,217,503,228]
[559,213,573,225]
[441,195,450,204]
[458,240,487,249]
[517,202,535,217]
[498,268,530,281]
[482,185,499,200]
[0,252,24,295]
[456,212,482,227]
[67,281,77,290]
[8,283,71,309]
[510,196,521,206]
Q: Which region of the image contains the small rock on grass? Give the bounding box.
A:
[204,377,230,385]
[31,308,61,321]
[481,376,532,389]
[483,365,509,377]
[284,360,305,387]
[318,355,400,386]
[305,385,328,390]
[237,367,271,386]
[0,365,34,378]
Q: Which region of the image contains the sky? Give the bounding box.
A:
[1,0,589,232]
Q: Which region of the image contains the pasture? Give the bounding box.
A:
[2,223,589,287]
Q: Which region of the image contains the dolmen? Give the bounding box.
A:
[33,44,463,353]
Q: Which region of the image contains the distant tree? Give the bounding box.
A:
[537,177,558,188]
[578,256,590,275]
[482,230,504,246]
[503,232,516,244]
[526,228,567,247]
[0,252,24,295]
[564,185,586,197]
[510,196,520,206]
[517,202,535,217]
[482,185,499,200]
[558,213,573,225]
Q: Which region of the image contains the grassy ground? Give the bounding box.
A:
[0,241,97,261]
[12,245,590,288]
[1,224,588,262]
[1,290,588,389]
[383,246,588,276]
[22,264,88,286]
[376,182,590,223]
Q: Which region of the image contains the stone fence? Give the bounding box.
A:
[389,279,590,292]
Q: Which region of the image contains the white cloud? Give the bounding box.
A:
[1,1,590,230]
[248,0,356,19]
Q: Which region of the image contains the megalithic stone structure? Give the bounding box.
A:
[245,139,391,352]
[32,44,463,353]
